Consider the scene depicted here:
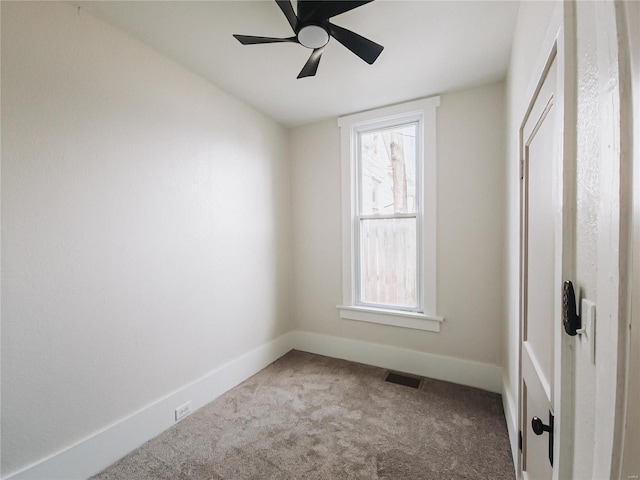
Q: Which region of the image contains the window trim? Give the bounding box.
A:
[337,97,443,332]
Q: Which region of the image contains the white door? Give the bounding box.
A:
[520,54,558,480]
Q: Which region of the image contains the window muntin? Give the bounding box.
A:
[355,122,421,310]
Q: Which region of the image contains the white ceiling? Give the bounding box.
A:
[76,1,520,127]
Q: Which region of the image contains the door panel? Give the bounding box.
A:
[521,56,557,480]
[523,350,553,478]
[524,92,556,394]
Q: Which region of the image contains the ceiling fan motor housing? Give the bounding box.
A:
[297,24,330,49]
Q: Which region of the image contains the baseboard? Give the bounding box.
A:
[5,330,506,480]
[290,330,503,393]
[502,374,519,478]
[3,332,295,480]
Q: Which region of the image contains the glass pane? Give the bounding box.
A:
[359,217,417,308]
[359,123,417,215]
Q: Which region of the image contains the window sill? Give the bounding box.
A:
[336,305,444,332]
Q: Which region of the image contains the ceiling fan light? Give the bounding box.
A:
[297,25,330,49]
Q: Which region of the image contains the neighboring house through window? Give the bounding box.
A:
[337,97,443,332]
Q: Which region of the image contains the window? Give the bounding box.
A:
[358,122,419,309]
[337,97,443,332]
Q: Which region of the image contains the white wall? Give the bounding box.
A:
[504,1,637,478]
[290,82,506,368]
[1,2,291,477]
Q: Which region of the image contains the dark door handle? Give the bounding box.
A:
[531,411,554,466]
[531,416,551,435]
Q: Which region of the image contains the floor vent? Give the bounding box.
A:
[385,372,422,389]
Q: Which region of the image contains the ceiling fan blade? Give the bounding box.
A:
[328,23,383,64]
[295,0,319,24]
[276,0,298,32]
[301,0,373,22]
[297,47,324,78]
[233,35,298,45]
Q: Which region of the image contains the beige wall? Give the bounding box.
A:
[290,82,506,366]
[1,2,291,476]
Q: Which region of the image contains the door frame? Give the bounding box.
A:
[517,3,577,479]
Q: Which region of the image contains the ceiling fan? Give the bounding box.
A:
[233,0,383,79]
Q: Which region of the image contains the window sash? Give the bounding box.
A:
[354,120,423,312]
[356,215,420,311]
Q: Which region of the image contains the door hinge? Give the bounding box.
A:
[519,430,523,451]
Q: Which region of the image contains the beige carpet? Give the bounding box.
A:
[92,350,514,479]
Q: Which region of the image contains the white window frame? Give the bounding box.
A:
[337,97,443,332]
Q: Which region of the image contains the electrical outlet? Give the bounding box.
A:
[175,401,192,421]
